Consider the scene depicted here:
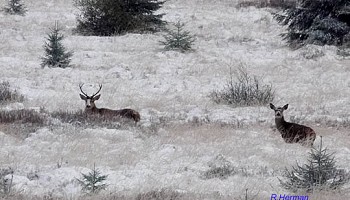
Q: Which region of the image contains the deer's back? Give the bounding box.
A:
[98,108,140,122]
[278,122,316,144]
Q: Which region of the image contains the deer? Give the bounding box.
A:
[269,103,316,146]
[79,84,140,124]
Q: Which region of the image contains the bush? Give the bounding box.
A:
[200,154,236,180]
[3,0,27,16]
[280,138,349,192]
[160,21,196,52]
[0,81,24,103]
[77,164,108,194]
[0,168,14,197]
[41,23,73,68]
[210,68,274,107]
[74,0,165,36]
[274,0,350,48]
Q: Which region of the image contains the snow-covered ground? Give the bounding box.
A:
[0,0,349,199]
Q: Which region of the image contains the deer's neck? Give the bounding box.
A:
[86,106,99,113]
[275,117,288,133]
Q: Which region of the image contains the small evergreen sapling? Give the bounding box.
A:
[76,164,108,194]
[3,0,27,15]
[160,21,196,52]
[280,137,348,192]
[41,23,73,68]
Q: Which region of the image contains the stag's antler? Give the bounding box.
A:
[79,84,89,97]
[91,84,102,98]
[79,84,102,97]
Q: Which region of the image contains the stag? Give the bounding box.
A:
[79,84,140,124]
[270,103,316,146]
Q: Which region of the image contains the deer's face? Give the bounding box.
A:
[270,103,288,119]
[80,94,100,110]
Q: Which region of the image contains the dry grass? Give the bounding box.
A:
[0,190,255,200]
[0,109,46,138]
[1,189,350,200]
[50,110,137,129]
[136,188,182,200]
[0,81,24,104]
[0,109,45,124]
[236,0,296,9]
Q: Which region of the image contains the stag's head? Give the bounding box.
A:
[79,84,102,110]
[270,103,288,119]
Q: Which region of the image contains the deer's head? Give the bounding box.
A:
[270,103,288,119]
[79,84,102,110]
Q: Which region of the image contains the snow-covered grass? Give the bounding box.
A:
[1,0,350,199]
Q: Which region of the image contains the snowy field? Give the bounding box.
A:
[1,0,350,199]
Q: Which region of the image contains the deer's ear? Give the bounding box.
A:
[283,104,289,110]
[80,94,87,100]
[93,94,101,100]
[269,103,276,110]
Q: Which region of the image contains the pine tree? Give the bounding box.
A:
[41,23,73,68]
[160,21,196,52]
[76,164,108,194]
[3,0,27,15]
[74,0,165,36]
[280,137,348,192]
[274,0,350,48]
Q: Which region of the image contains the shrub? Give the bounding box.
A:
[200,154,236,180]
[3,0,27,16]
[77,164,108,194]
[41,23,73,68]
[210,67,274,107]
[274,0,350,48]
[337,47,350,57]
[160,21,196,52]
[74,0,165,36]
[0,168,14,197]
[299,46,325,60]
[0,81,24,103]
[280,138,349,192]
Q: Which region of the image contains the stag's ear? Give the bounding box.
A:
[283,104,289,110]
[80,94,87,100]
[269,103,276,110]
[92,94,101,101]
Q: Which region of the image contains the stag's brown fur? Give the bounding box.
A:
[80,84,140,124]
[270,103,316,146]
[90,107,140,123]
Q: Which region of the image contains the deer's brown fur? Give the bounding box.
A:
[270,103,316,146]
